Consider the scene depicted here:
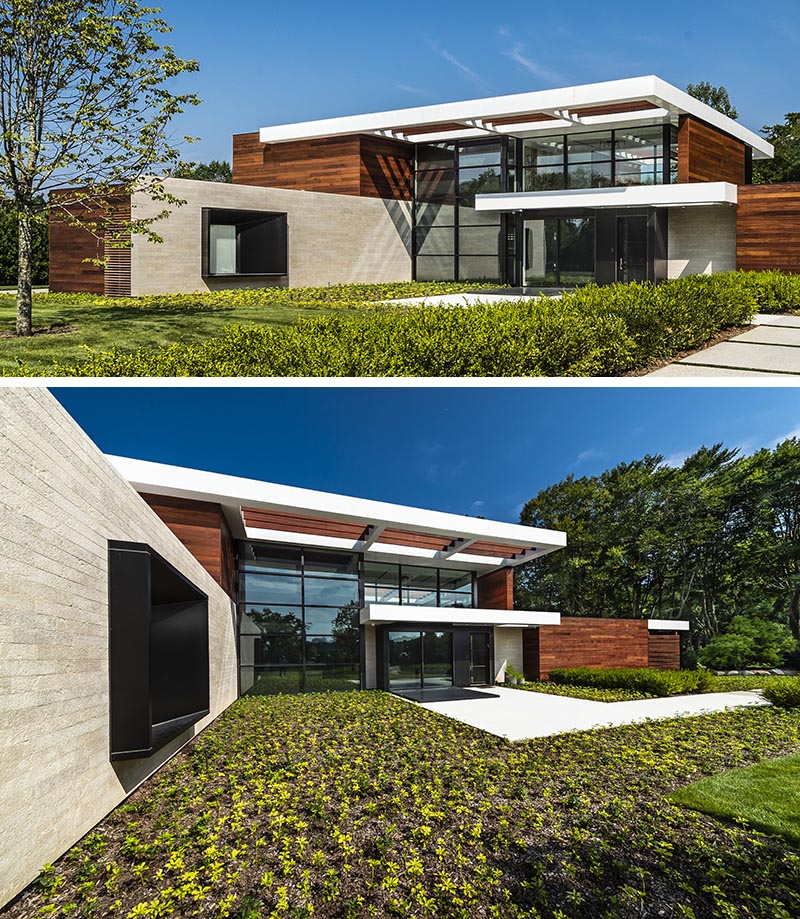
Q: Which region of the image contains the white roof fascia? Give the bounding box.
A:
[257,75,773,159]
[475,181,738,212]
[110,455,566,553]
[360,604,561,627]
[648,619,691,631]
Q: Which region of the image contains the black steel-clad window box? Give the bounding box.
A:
[202,208,288,278]
[108,541,210,761]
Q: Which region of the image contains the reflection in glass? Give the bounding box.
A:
[458,142,502,168]
[423,631,453,687]
[559,218,595,286]
[566,132,612,162]
[388,631,422,690]
[416,255,455,281]
[244,572,302,605]
[523,219,558,286]
[303,577,359,607]
[567,162,612,189]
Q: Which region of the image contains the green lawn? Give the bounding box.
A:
[670,752,800,845]
[8,693,800,919]
[0,294,338,373]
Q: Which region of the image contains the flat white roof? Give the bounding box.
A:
[258,75,773,159]
[110,456,566,572]
[476,182,739,212]
[648,619,691,632]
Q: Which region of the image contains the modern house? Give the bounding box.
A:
[49,75,800,297]
[1,388,688,906]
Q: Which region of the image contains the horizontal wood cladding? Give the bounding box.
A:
[49,191,131,295]
[536,617,650,681]
[678,115,746,185]
[737,183,800,272]
[232,131,412,200]
[242,507,366,540]
[571,100,659,118]
[648,633,681,671]
[140,493,236,598]
[376,528,451,551]
[476,568,514,610]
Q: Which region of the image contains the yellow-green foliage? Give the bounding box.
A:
[763,676,800,708]
[10,273,758,377]
[14,693,800,919]
[549,666,716,696]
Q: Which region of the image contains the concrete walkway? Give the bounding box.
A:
[648,314,800,377]
[418,685,767,741]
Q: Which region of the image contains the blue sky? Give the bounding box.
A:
[53,386,800,523]
[161,0,799,164]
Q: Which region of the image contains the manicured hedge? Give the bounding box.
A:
[511,680,652,702]
[733,270,800,313]
[12,272,758,377]
[762,676,800,708]
[549,666,715,697]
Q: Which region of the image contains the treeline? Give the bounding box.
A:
[517,440,800,669]
[0,201,48,286]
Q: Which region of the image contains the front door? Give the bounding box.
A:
[469,632,492,685]
[387,630,453,691]
[617,216,648,283]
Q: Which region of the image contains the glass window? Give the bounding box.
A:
[521,165,565,192]
[243,572,302,605]
[439,569,472,592]
[457,205,500,227]
[416,143,456,170]
[303,577,359,607]
[458,166,501,206]
[304,664,361,692]
[245,666,305,696]
[416,226,455,256]
[458,143,502,168]
[303,551,358,578]
[522,136,564,168]
[415,201,456,229]
[415,255,455,281]
[566,132,612,162]
[558,217,596,286]
[304,604,358,634]
[615,126,664,161]
[615,160,660,186]
[242,546,301,574]
[209,224,236,275]
[459,226,501,256]
[416,170,456,203]
[458,255,501,282]
[243,605,303,633]
[567,162,612,189]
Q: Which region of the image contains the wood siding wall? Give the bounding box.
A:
[476,568,514,609]
[530,617,651,681]
[737,183,800,272]
[678,115,746,185]
[49,192,132,295]
[648,633,681,670]
[140,493,237,599]
[232,132,413,200]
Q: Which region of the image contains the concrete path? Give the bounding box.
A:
[418,685,767,741]
[649,314,800,377]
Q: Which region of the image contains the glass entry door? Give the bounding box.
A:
[617,216,648,283]
[469,632,492,685]
[388,630,453,691]
[523,217,595,287]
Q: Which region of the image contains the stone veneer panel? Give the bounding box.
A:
[130,177,412,295]
[0,389,239,907]
[667,205,737,278]
[493,627,524,682]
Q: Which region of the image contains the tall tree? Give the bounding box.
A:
[0,0,200,336]
[169,159,232,183]
[752,113,800,184]
[686,82,738,120]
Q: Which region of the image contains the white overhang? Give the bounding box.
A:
[258,75,773,159]
[109,456,566,573]
[360,604,561,628]
[648,619,691,631]
[475,181,738,213]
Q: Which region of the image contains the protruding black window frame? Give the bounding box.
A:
[201,207,288,279]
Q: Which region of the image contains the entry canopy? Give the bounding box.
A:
[110,456,567,573]
[258,76,773,160]
[360,604,561,627]
[475,182,739,212]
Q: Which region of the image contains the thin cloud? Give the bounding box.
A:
[431,43,490,91]
[767,425,800,449]
[572,447,607,467]
[503,43,562,84]
[662,451,690,469]
[395,83,434,99]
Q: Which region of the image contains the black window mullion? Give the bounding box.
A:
[454,144,460,281]
[611,129,616,186]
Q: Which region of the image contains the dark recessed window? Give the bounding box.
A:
[108,541,209,760]
[202,208,287,278]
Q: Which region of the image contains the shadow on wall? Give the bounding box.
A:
[379,198,412,256]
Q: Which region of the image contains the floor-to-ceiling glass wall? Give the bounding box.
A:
[522,216,596,287]
[238,545,361,694]
[387,630,454,691]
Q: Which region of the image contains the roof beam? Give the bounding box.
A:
[359,524,386,551]
[439,537,477,559]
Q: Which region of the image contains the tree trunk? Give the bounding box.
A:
[789,588,800,641]
[16,206,34,337]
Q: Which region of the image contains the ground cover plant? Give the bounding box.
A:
[8,692,800,919]
[670,752,800,846]
[3,271,767,377]
[548,666,715,697]
[0,282,486,373]
[508,680,651,702]
[762,676,800,708]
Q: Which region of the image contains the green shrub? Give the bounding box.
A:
[512,680,651,702]
[11,272,758,377]
[708,674,793,693]
[730,270,800,313]
[698,617,798,670]
[548,666,715,697]
[762,676,800,708]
